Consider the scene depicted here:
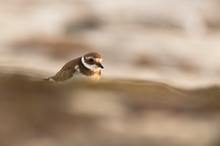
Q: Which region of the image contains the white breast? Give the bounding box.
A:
[69,65,101,81]
[90,73,101,80]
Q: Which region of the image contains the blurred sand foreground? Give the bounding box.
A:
[0,73,219,146]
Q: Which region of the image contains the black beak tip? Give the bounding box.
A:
[98,63,104,69]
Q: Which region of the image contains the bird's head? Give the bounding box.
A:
[81,52,104,71]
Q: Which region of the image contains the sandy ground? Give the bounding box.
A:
[0,73,219,146]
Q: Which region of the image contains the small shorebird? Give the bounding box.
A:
[46,52,104,82]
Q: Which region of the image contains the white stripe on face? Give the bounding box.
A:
[85,56,102,63]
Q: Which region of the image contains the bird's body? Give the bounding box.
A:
[47,52,104,82]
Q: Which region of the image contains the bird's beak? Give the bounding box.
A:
[97,62,104,69]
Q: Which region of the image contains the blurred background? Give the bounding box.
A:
[0,1,220,146]
[1,0,220,87]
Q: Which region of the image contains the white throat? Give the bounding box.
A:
[81,57,100,72]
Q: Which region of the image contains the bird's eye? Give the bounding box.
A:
[88,58,95,63]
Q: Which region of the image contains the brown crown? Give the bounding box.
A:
[84,52,102,59]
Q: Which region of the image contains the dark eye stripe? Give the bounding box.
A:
[86,58,95,65]
[89,59,94,62]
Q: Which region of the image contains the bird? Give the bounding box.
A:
[46,52,104,82]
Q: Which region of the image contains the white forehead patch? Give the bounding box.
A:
[96,58,102,63]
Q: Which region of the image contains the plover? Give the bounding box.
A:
[46,52,104,82]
